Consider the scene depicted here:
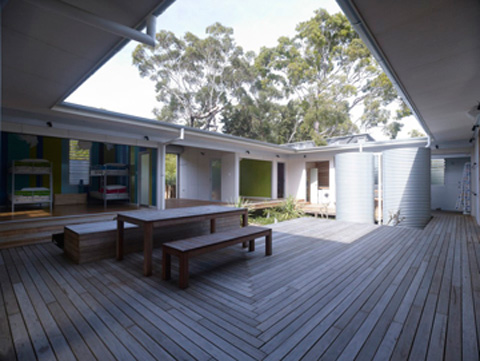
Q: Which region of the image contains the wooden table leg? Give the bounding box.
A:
[266,231,272,256]
[242,211,248,227]
[143,223,153,276]
[249,239,255,252]
[116,219,124,261]
[242,210,249,248]
[179,254,189,289]
[162,248,171,280]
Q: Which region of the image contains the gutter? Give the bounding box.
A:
[335,0,435,142]
[53,103,429,155]
[53,103,295,154]
[296,137,429,154]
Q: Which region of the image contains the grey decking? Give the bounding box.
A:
[0,212,479,360]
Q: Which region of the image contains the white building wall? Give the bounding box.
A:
[221,153,238,203]
[286,157,306,200]
[179,147,223,201]
[473,134,480,224]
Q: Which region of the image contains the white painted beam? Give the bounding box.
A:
[156,143,166,210]
[25,0,156,46]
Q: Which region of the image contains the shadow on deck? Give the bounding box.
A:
[0,212,478,360]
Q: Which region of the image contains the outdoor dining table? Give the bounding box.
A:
[116,205,248,276]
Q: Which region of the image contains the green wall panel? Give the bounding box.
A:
[240,159,272,198]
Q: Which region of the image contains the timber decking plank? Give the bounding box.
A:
[1,213,479,361]
[12,282,56,360]
[25,246,116,360]
[359,215,447,361]
[10,248,77,361]
[8,312,36,360]
[0,279,15,361]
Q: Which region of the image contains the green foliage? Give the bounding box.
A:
[409,129,426,138]
[230,196,252,209]
[265,196,305,222]
[165,153,177,186]
[133,23,253,131]
[133,9,410,144]
[382,121,404,139]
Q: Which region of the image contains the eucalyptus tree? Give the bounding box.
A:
[133,23,253,131]
[254,9,406,143]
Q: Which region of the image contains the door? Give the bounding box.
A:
[139,152,150,206]
[277,162,285,198]
[211,159,221,201]
[309,168,318,204]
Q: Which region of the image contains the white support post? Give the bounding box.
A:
[272,161,278,200]
[157,143,166,210]
[234,154,240,202]
[378,153,383,224]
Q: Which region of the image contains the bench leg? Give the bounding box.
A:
[242,241,248,248]
[116,219,124,261]
[162,248,171,280]
[210,219,216,233]
[266,231,272,256]
[179,254,189,289]
[248,239,255,252]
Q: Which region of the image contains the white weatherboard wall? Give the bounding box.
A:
[221,153,238,203]
[286,157,306,200]
[179,147,230,201]
[431,157,470,212]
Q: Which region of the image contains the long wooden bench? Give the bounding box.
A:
[162,226,272,289]
[63,215,241,264]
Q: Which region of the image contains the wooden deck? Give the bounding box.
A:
[0,212,479,360]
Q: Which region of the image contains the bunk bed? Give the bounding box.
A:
[9,159,53,212]
[89,163,130,208]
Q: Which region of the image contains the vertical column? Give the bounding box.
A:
[475,131,480,225]
[156,143,166,210]
[271,160,278,200]
[233,153,240,202]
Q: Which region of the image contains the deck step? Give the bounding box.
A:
[0,213,119,249]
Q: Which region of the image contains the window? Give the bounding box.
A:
[69,140,90,185]
[431,158,445,185]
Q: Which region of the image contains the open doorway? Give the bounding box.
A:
[277,162,285,199]
[139,152,150,206]
[165,153,178,199]
[306,161,330,204]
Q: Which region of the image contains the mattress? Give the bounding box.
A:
[99,185,127,194]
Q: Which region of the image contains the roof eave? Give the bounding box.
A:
[335,0,434,141]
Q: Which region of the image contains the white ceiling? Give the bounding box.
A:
[349,0,480,144]
[1,0,174,112]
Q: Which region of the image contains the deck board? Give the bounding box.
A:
[0,212,479,360]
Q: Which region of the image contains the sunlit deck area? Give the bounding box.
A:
[0,212,479,360]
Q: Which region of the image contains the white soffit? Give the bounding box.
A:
[1,0,174,111]
[349,0,480,144]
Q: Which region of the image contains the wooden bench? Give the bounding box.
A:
[162,226,272,289]
[64,221,141,264]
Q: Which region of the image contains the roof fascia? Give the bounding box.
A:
[53,103,295,154]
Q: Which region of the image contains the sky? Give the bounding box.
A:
[66,0,421,140]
